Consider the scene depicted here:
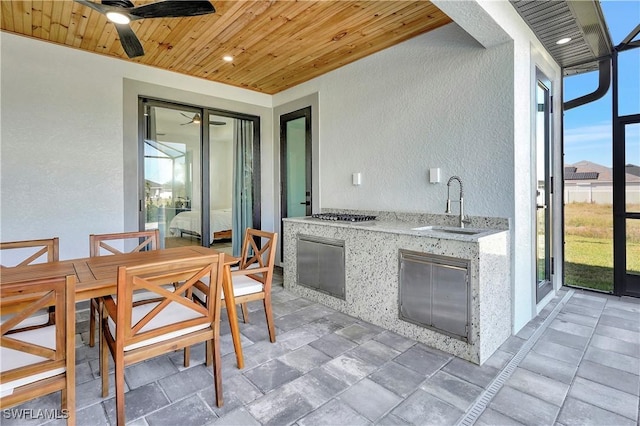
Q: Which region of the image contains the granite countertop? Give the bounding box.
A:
[283,216,507,241]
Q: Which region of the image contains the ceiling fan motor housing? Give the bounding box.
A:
[103,0,135,8]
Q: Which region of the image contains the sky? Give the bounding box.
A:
[563,0,640,168]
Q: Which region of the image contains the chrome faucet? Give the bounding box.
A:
[446,176,471,228]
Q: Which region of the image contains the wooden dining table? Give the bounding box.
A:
[0,245,245,369]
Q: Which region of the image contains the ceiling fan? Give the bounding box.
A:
[180,113,226,126]
[74,0,216,58]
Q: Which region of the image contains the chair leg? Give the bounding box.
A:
[62,381,76,426]
[100,328,109,398]
[205,342,213,366]
[89,299,96,347]
[264,297,276,343]
[183,346,190,368]
[115,351,126,426]
[210,339,223,407]
[240,303,249,323]
[61,387,67,411]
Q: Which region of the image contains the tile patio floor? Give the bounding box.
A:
[4,270,639,425]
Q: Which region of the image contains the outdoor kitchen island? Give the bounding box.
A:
[282,211,511,365]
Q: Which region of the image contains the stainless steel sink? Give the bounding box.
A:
[411,226,436,231]
[411,225,483,235]
[438,228,482,235]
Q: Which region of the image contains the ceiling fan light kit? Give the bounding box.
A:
[75,0,216,58]
[106,11,130,25]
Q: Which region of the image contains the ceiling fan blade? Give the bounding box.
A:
[74,0,110,15]
[114,23,144,58]
[130,1,215,19]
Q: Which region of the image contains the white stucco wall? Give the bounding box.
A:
[274,23,515,219]
[471,0,562,329]
[274,5,561,332]
[0,32,272,260]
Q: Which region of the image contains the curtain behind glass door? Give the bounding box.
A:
[231,118,255,256]
[207,114,240,256]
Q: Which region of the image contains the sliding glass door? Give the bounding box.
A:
[140,98,260,255]
[207,113,260,255]
[614,118,640,296]
[143,103,201,247]
[536,74,553,302]
[280,107,312,261]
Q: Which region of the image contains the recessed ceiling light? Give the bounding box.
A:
[106,11,131,25]
[223,55,233,62]
[556,37,572,45]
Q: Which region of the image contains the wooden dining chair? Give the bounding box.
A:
[232,229,278,341]
[0,274,76,425]
[88,230,160,347]
[100,253,225,426]
[0,238,60,329]
[0,237,59,268]
[192,228,278,342]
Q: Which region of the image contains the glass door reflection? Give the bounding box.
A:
[536,78,553,302]
[143,104,201,248]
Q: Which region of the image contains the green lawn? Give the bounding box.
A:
[564,203,640,292]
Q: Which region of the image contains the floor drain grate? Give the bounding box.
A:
[456,289,575,426]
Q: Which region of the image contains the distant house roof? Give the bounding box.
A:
[145,179,163,188]
[627,164,640,177]
[565,161,640,182]
[565,171,599,180]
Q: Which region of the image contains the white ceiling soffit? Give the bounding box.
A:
[510,0,613,75]
[431,0,511,48]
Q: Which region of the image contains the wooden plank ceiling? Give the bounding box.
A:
[0,1,452,94]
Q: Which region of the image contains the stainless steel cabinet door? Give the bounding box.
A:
[296,235,345,299]
[297,238,320,289]
[399,256,433,327]
[432,264,468,338]
[398,250,469,341]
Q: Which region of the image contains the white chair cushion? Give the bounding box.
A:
[192,274,263,302]
[230,263,259,272]
[0,325,65,397]
[107,300,209,351]
[1,309,50,331]
[229,275,264,297]
[111,284,176,304]
[193,268,262,301]
[191,284,209,302]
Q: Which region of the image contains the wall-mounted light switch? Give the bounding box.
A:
[429,168,440,184]
[352,172,362,186]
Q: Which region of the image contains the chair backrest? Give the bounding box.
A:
[0,274,75,411]
[90,230,159,257]
[238,229,278,287]
[0,238,59,268]
[112,254,224,349]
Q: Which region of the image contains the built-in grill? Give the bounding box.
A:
[311,213,377,222]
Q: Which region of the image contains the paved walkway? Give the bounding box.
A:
[4,275,639,425]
